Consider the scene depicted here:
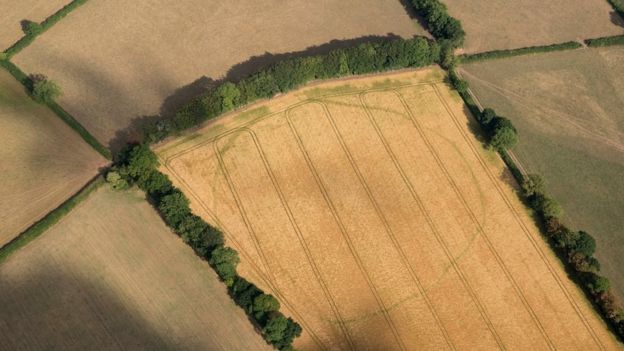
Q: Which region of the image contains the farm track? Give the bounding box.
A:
[216,128,357,350]
[428,85,605,350]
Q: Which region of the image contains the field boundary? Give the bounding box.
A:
[0,174,104,265]
[2,0,88,58]
[585,34,624,47]
[0,60,111,159]
[459,41,584,63]
[429,85,606,349]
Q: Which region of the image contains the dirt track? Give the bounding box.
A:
[157,68,621,350]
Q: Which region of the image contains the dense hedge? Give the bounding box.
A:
[0,60,111,159]
[585,35,624,47]
[448,70,624,340]
[405,0,465,48]
[142,37,440,142]
[607,0,624,16]
[3,0,88,57]
[460,41,583,63]
[0,175,104,264]
[110,144,301,350]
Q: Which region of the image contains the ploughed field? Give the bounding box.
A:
[0,69,106,246]
[13,0,426,150]
[0,0,68,50]
[0,186,272,351]
[443,0,624,54]
[460,46,624,301]
[157,68,619,350]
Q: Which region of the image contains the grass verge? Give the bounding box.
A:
[0,175,105,265]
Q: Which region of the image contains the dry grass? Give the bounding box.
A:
[13,0,426,150]
[156,68,620,350]
[0,186,272,351]
[0,0,68,50]
[0,69,106,246]
[443,0,624,54]
[460,46,624,301]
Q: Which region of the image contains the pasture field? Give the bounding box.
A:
[157,68,620,350]
[13,0,426,150]
[442,0,624,53]
[0,69,106,246]
[0,186,272,351]
[0,0,68,50]
[460,46,624,301]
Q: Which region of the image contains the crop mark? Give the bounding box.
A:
[318,100,455,350]
[358,91,506,349]
[396,86,559,350]
[233,127,357,350]
[286,105,407,351]
[430,84,606,350]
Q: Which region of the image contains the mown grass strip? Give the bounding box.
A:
[585,35,624,47]
[0,175,104,265]
[0,60,112,159]
[460,41,583,63]
[3,0,88,58]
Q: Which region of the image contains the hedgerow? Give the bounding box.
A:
[3,0,89,58]
[142,37,440,142]
[607,0,624,16]
[460,41,583,63]
[405,0,465,48]
[110,144,301,350]
[585,35,624,47]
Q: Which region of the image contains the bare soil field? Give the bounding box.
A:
[460,46,624,301]
[156,68,620,350]
[0,69,106,246]
[0,186,272,351]
[442,0,624,53]
[13,0,426,151]
[0,0,68,50]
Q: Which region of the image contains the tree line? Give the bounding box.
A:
[448,70,624,339]
[107,144,301,350]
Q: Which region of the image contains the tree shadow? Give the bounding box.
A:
[397,0,430,30]
[0,266,179,350]
[20,19,35,33]
[610,11,624,28]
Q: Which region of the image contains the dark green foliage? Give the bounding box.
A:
[531,194,563,219]
[158,189,191,228]
[3,0,89,58]
[138,170,173,198]
[253,293,281,320]
[521,174,546,198]
[209,247,240,284]
[585,35,624,47]
[480,108,496,126]
[408,0,465,48]
[262,313,303,350]
[460,41,582,63]
[606,0,624,16]
[447,70,468,94]
[583,272,612,295]
[106,171,129,190]
[176,215,224,257]
[573,231,597,257]
[489,116,518,150]
[118,143,159,180]
[230,276,262,313]
[29,74,61,104]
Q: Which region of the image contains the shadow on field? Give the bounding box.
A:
[109,33,413,151]
[0,266,178,351]
[610,11,624,28]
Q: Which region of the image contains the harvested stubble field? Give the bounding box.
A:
[0,69,106,246]
[0,0,68,50]
[442,0,624,54]
[157,68,620,350]
[460,46,624,301]
[0,185,272,351]
[13,0,427,150]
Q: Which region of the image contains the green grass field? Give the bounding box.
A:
[460,46,624,300]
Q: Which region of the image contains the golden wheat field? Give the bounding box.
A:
[156,68,620,350]
[0,186,272,351]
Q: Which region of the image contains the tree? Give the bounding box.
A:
[209,247,239,284]
[583,273,611,295]
[532,194,562,219]
[253,293,280,320]
[158,190,190,228]
[521,174,546,198]
[119,143,159,179]
[106,170,129,190]
[22,20,43,36]
[573,231,596,257]
[480,108,496,126]
[29,74,61,104]
[489,117,518,150]
[216,82,240,112]
[262,314,302,349]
